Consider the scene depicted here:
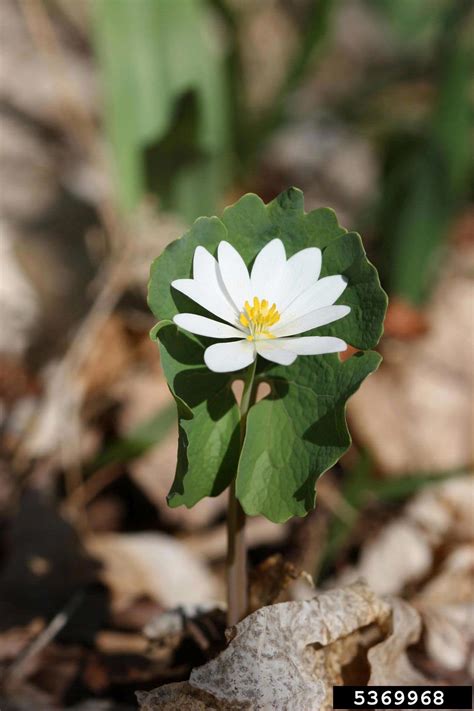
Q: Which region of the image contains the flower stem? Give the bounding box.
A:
[226,358,256,626]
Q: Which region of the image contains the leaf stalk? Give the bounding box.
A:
[226,358,256,626]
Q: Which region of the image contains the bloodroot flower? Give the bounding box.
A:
[172,239,351,373]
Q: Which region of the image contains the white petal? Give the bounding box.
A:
[173,314,244,339]
[192,246,238,320]
[204,339,255,373]
[272,336,347,355]
[272,304,351,337]
[217,241,252,312]
[172,248,237,325]
[278,247,322,311]
[250,238,286,304]
[255,341,298,366]
[280,275,348,323]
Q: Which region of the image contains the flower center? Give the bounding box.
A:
[239,297,280,341]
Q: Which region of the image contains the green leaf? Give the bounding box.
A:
[91,0,231,220]
[152,322,240,508]
[148,188,387,515]
[236,351,382,522]
[320,232,386,350]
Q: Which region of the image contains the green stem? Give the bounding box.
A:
[226,358,256,626]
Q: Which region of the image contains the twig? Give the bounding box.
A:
[64,463,123,510]
[2,590,84,687]
[317,479,358,526]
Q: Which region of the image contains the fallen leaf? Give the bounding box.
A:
[368,598,428,685]
[338,476,473,594]
[137,682,250,710]
[352,519,433,596]
[189,581,390,711]
[337,476,474,673]
[85,533,220,612]
[139,582,433,711]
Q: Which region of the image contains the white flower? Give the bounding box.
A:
[171,239,351,373]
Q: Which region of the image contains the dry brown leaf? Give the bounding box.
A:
[349,246,474,475]
[137,682,250,710]
[85,533,220,613]
[337,476,474,672]
[189,581,390,711]
[353,519,433,596]
[338,476,473,595]
[139,582,433,711]
[368,598,428,685]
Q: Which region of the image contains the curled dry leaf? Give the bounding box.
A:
[190,581,389,710]
[352,518,433,596]
[368,598,427,685]
[140,581,429,711]
[85,533,220,613]
[348,246,473,475]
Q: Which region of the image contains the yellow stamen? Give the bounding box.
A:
[240,296,280,341]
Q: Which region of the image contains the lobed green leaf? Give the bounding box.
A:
[148,188,387,518]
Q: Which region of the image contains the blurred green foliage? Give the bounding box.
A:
[377,1,473,304]
[92,0,336,222]
[88,405,175,473]
[92,0,231,222]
